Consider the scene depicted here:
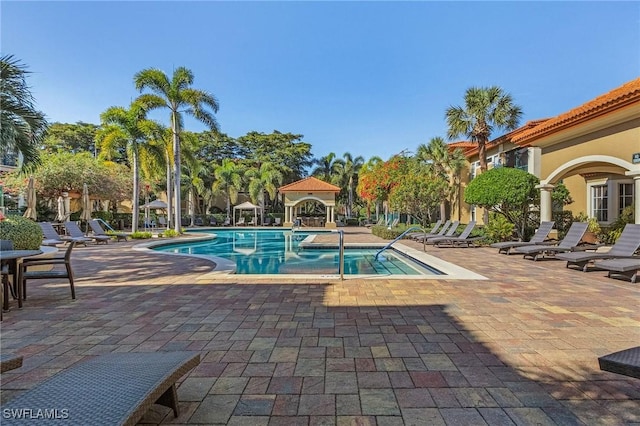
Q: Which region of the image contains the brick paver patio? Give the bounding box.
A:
[1,227,638,425]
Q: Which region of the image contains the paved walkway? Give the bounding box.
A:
[1,228,639,425]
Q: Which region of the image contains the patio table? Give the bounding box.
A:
[1,249,43,309]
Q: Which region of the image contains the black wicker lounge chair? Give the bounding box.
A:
[89,219,128,242]
[491,221,555,254]
[65,221,109,245]
[599,346,640,379]
[596,257,640,283]
[433,221,485,247]
[514,221,588,261]
[39,222,69,246]
[0,351,200,425]
[555,224,640,271]
[406,219,443,240]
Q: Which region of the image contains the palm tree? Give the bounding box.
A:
[0,55,48,169]
[446,86,522,172]
[333,152,365,218]
[246,162,283,224]
[311,153,339,182]
[416,137,466,220]
[97,101,157,232]
[134,67,219,233]
[212,159,243,220]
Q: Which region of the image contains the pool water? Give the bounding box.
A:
[153,229,443,276]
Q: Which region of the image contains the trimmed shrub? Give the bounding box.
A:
[483,213,515,243]
[129,231,152,239]
[0,215,43,249]
[161,229,179,238]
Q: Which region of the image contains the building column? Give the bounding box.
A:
[527,147,542,178]
[326,206,330,225]
[537,183,554,223]
[634,175,640,224]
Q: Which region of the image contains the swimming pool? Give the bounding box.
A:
[151,229,443,276]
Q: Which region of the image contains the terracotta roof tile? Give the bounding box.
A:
[462,119,551,158]
[279,176,341,193]
[513,77,640,143]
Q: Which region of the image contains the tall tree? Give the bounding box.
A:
[97,101,157,232]
[311,152,340,183]
[212,159,243,220]
[333,152,364,218]
[134,67,219,233]
[445,86,522,172]
[416,137,466,220]
[246,162,283,223]
[0,54,48,169]
[42,122,100,156]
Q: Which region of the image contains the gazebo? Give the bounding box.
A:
[278,176,341,228]
[233,201,259,226]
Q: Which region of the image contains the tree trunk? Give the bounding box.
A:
[166,158,172,230]
[132,147,140,233]
[478,139,488,172]
[172,114,181,233]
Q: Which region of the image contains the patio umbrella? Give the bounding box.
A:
[22,176,37,220]
[80,183,92,222]
[55,196,67,222]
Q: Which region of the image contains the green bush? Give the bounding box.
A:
[483,213,515,243]
[371,225,404,240]
[129,231,152,239]
[161,229,179,238]
[0,215,43,249]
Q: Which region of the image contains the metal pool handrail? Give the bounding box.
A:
[374,226,422,261]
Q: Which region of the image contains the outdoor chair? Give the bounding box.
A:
[406,219,443,240]
[19,240,76,300]
[194,217,204,226]
[236,217,246,226]
[595,257,640,283]
[365,217,384,228]
[0,351,200,425]
[273,217,282,226]
[491,221,556,254]
[514,221,588,261]
[158,216,167,227]
[89,219,128,242]
[222,217,231,226]
[39,222,69,246]
[65,221,109,245]
[247,217,255,226]
[209,217,218,226]
[263,217,272,226]
[433,221,485,247]
[411,219,448,241]
[555,224,640,271]
[420,221,459,244]
[1,240,14,315]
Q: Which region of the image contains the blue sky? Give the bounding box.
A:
[3,1,639,162]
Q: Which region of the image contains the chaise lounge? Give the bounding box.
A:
[514,221,588,261]
[555,223,640,272]
[433,221,485,247]
[89,219,128,242]
[491,221,555,254]
[1,351,200,426]
[595,257,640,283]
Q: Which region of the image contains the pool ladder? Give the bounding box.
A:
[374,226,422,261]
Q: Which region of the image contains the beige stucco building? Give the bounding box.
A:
[451,77,640,226]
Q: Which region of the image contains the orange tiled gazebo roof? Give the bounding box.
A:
[279,176,341,193]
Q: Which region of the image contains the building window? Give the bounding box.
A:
[504,148,528,172]
[470,205,476,222]
[591,185,608,222]
[619,183,634,215]
[470,161,479,180]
